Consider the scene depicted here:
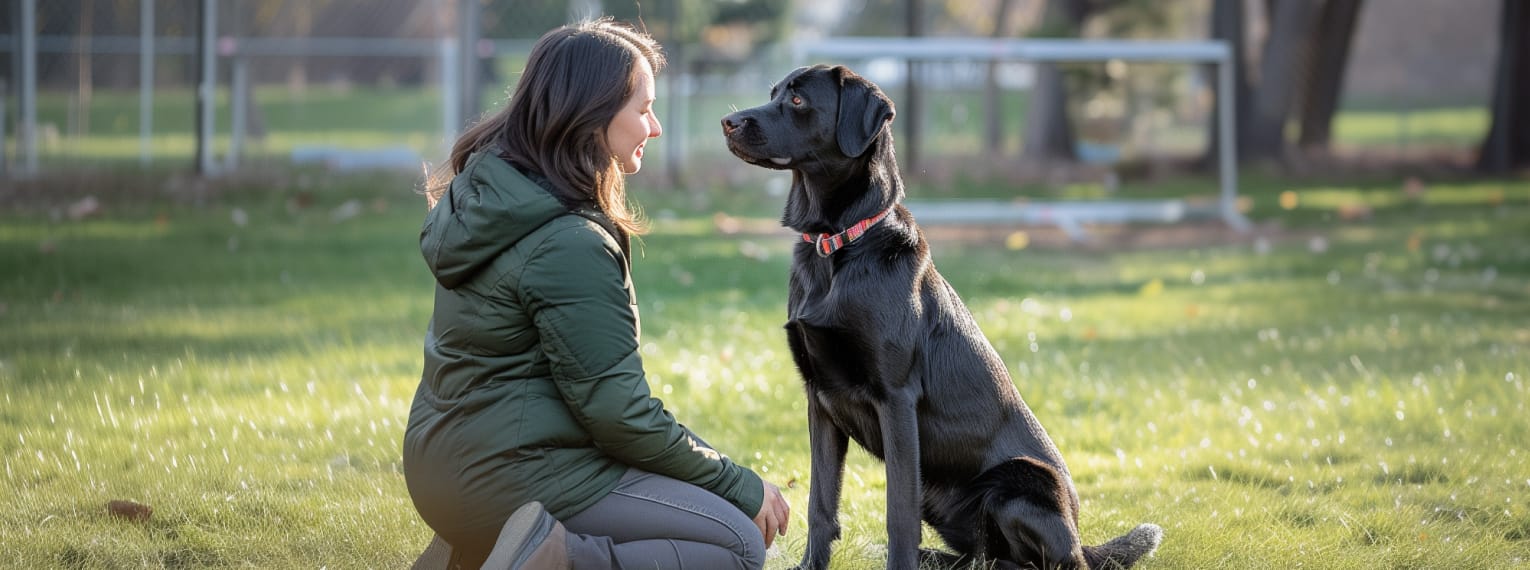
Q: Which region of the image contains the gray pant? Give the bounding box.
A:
[561,469,765,570]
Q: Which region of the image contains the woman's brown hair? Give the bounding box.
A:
[424,18,664,236]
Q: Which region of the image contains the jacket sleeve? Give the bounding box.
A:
[517,222,764,518]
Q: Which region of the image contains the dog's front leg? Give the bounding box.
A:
[795,393,849,570]
[878,389,923,570]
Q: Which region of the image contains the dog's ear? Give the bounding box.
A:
[834,66,895,158]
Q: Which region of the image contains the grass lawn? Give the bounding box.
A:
[2,168,1528,568]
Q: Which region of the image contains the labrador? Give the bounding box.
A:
[721,65,1163,570]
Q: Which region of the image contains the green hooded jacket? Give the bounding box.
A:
[402,148,763,551]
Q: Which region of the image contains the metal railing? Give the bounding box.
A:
[797,37,1250,234]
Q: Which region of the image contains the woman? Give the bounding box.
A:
[404,18,789,570]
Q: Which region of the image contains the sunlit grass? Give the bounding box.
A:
[1334,107,1490,149]
[2,172,1528,568]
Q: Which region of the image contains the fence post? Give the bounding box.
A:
[20,0,37,176]
[1216,41,1247,231]
[140,0,155,167]
[196,0,218,175]
[1,79,7,176]
[457,0,480,123]
[440,39,460,149]
[228,55,247,170]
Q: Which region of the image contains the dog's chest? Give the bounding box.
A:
[814,388,890,459]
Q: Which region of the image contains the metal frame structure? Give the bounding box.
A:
[795,37,1250,235]
[1,0,528,177]
[3,9,1246,234]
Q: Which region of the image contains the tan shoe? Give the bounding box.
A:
[480,501,569,570]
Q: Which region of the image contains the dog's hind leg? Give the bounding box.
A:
[992,496,1085,568]
[980,457,1088,569]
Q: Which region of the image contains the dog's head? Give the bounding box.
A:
[721,65,895,172]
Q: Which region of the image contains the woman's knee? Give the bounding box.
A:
[736,528,766,570]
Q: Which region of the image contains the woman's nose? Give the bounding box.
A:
[649,114,663,138]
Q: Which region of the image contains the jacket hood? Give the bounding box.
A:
[420,148,568,288]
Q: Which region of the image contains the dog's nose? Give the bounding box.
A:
[721,113,748,135]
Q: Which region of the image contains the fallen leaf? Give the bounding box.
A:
[713,212,742,235]
[1005,231,1030,251]
[107,499,153,523]
[1337,203,1372,221]
[1279,191,1299,210]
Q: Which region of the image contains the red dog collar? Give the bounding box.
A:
[801,207,893,257]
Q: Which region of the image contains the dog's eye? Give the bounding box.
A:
[791,95,803,106]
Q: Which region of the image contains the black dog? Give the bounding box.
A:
[721,65,1163,570]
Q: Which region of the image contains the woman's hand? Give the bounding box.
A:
[753,480,791,548]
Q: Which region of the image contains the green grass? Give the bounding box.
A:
[2,170,1529,568]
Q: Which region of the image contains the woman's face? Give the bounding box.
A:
[606,58,661,175]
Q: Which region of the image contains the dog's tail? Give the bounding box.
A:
[1082,523,1163,570]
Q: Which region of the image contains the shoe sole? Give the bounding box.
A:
[482,501,555,570]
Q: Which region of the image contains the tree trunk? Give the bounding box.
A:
[1023,65,1077,162]
[1021,0,1089,163]
[983,0,1016,158]
[1202,0,1253,165]
[1297,0,1364,150]
[904,0,925,171]
[1246,0,1320,161]
[1477,0,1530,172]
[75,1,94,137]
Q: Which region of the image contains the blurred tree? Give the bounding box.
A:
[837,0,905,36]
[906,0,925,171]
[983,0,1017,158]
[597,0,790,56]
[1296,0,1362,149]
[1478,0,1530,172]
[1245,0,1319,160]
[1204,0,1363,164]
[1021,0,1150,163]
[713,0,791,45]
[75,0,95,137]
[483,1,567,37]
[1021,0,1091,163]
